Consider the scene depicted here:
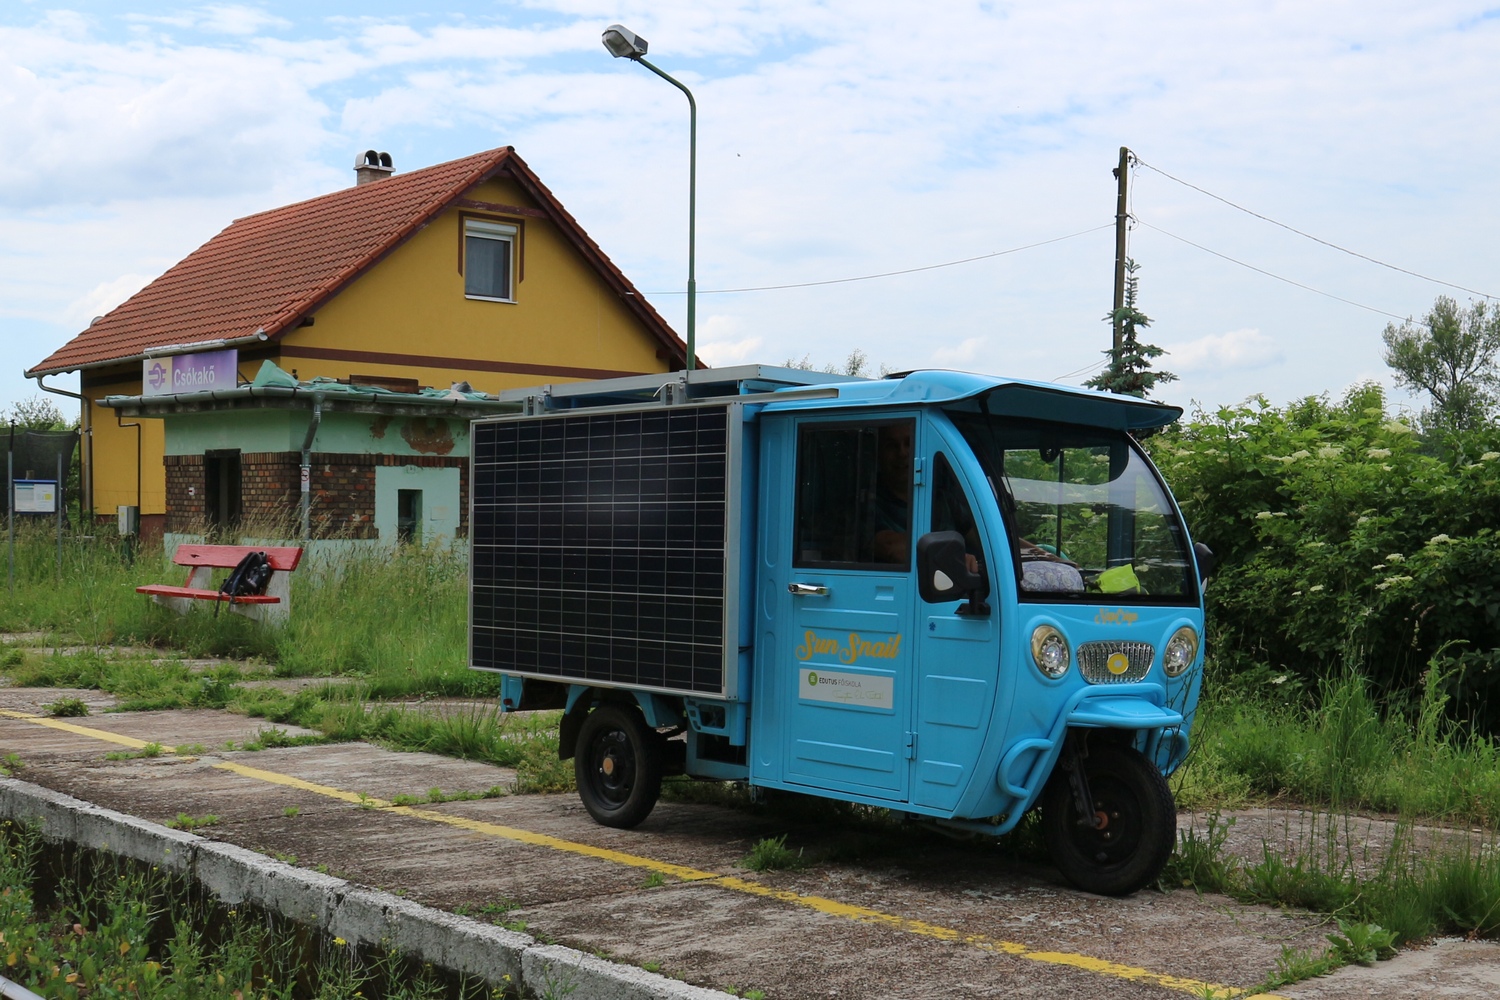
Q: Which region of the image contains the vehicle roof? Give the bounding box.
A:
[484,365,1183,431]
[760,369,1183,430]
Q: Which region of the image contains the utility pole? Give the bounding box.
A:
[1112,146,1131,354]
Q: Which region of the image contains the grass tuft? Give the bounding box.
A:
[42,695,89,717]
[741,834,805,872]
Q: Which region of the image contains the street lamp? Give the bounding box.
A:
[602,23,697,371]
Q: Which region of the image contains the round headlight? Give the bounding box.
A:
[1163,626,1199,677]
[1030,625,1071,679]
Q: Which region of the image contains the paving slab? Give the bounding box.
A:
[1,695,1495,999]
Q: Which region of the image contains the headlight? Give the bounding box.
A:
[1030,625,1071,679]
[1163,626,1199,677]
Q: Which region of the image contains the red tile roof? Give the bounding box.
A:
[29,147,689,376]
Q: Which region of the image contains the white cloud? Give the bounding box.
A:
[63,273,155,329]
[695,314,762,367]
[3,1,1500,416]
[1165,329,1285,374]
[133,6,292,35]
[930,336,986,366]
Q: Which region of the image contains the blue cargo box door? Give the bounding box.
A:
[770,415,922,801]
[782,583,911,799]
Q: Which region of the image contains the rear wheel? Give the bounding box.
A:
[1041,744,1175,896]
[574,704,663,828]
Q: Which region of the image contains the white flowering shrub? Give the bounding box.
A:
[1147,382,1500,732]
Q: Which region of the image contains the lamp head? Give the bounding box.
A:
[602,24,648,60]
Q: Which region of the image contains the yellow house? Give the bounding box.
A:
[27,147,690,535]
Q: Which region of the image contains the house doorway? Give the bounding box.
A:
[204,450,242,533]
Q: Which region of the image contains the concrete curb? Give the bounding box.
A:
[0,778,731,1000]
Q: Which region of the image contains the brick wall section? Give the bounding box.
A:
[304,453,377,539]
[241,453,300,527]
[163,451,468,539]
[163,455,204,533]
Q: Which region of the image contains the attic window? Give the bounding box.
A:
[464,219,517,302]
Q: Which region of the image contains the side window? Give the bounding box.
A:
[794,419,913,570]
[930,452,984,566]
[464,218,518,301]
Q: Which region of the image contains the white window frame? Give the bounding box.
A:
[464,218,518,303]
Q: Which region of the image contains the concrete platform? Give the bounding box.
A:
[1,693,1495,999]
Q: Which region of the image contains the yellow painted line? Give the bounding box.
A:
[212,760,376,806]
[1,710,1282,999]
[211,761,722,883]
[0,709,167,751]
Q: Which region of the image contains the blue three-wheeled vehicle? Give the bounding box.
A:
[470,365,1209,895]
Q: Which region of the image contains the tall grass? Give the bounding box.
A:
[1178,657,1500,827]
[1166,810,1500,948]
[0,820,505,1000]
[275,543,489,698]
[1,523,494,698]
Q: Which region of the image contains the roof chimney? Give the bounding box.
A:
[355,150,394,185]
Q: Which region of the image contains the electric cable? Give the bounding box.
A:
[1136,219,1419,324]
[643,225,1113,295]
[1133,157,1498,301]
[1053,356,1110,382]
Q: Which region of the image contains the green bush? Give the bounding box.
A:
[1150,383,1500,731]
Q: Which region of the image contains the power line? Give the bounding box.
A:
[643,225,1113,295]
[1136,219,1417,324]
[1054,356,1109,382]
[1133,157,1498,301]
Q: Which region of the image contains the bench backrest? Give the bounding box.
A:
[172,544,304,572]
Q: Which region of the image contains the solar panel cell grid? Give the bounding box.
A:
[470,405,730,695]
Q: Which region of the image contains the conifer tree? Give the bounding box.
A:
[1086,258,1176,398]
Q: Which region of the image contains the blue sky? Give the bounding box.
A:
[4,2,1500,421]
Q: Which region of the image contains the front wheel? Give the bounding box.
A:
[574,704,663,828]
[1040,744,1175,896]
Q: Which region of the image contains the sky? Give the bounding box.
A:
[3,1,1500,424]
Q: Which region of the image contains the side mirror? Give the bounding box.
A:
[916,531,989,614]
[1193,541,1215,584]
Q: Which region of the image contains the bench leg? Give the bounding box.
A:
[235,571,292,626]
[229,601,287,626]
[150,594,197,617]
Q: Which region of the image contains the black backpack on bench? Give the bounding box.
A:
[216,550,274,615]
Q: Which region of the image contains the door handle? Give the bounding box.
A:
[787,583,829,596]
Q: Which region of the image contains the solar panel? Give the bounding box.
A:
[470,404,734,696]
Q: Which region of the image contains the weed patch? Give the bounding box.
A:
[1168,808,1500,977]
[742,834,805,872]
[103,742,165,761]
[0,819,517,999]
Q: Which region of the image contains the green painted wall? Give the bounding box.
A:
[374,466,462,544]
[163,410,297,456]
[164,409,472,459]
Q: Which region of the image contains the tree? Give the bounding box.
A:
[1086,258,1176,398]
[2,395,67,431]
[1381,296,1500,431]
[783,349,888,377]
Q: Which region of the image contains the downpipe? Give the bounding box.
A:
[299,394,323,542]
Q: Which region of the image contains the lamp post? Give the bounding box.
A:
[602,23,697,371]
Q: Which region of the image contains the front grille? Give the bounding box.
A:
[1077,641,1155,683]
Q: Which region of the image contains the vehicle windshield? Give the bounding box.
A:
[947,411,1195,602]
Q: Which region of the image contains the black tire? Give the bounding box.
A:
[1040,744,1176,896]
[573,704,663,829]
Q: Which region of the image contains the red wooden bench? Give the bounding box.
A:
[138,544,304,624]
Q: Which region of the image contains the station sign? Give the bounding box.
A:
[143,349,239,397]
